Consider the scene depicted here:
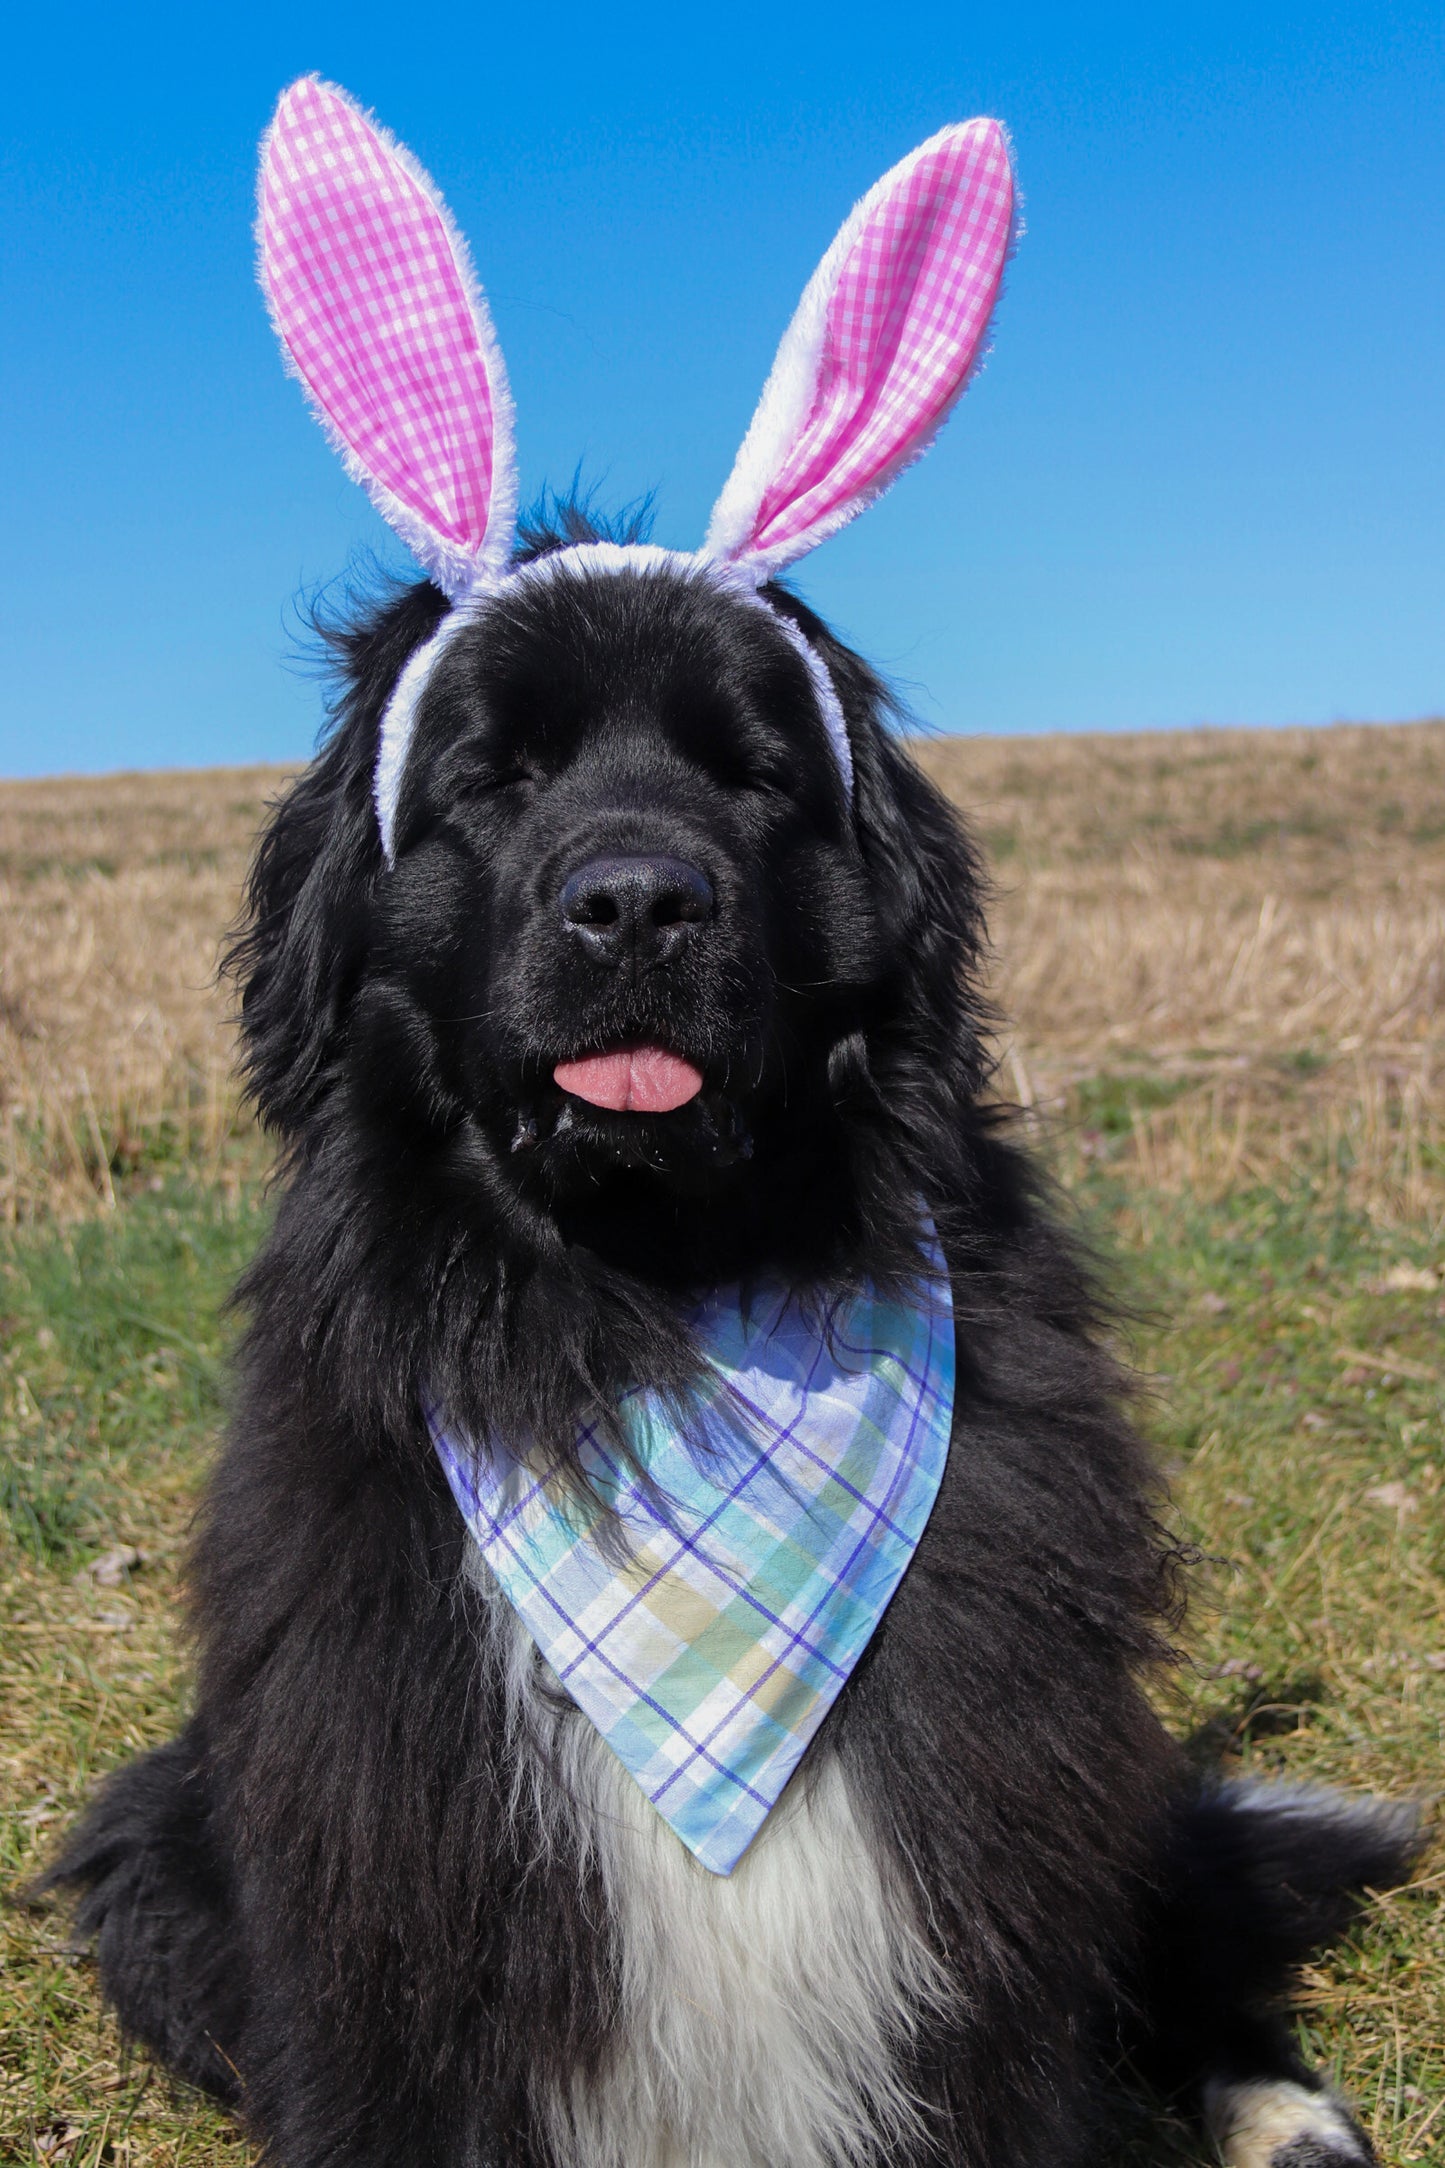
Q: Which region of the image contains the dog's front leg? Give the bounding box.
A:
[239,2019,517,2168]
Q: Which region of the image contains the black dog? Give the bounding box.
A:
[48,79,1418,2168]
[48,525,1417,2167]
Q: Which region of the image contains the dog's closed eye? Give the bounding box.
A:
[457,765,539,798]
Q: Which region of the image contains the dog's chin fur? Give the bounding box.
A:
[44,519,1422,2167]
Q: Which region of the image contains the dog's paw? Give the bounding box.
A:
[1203,2078,1376,2168]
[1264,2142,1374,2168]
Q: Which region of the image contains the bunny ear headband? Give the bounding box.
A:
[259,77,1017,860]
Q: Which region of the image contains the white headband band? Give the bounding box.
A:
[371,545,855,865]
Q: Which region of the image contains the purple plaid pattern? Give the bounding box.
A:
[430,1236,955,1874]
[260,78,508,595]
[750,121,1014,561]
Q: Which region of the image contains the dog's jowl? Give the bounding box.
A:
[47,76,1418,2168]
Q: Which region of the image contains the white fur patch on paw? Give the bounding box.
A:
[1203,2078,1372,2167]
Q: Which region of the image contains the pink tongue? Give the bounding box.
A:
[553,1046,704,1115]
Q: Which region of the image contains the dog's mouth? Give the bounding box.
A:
[506,1037,751,1192]
[552,1045,705,1116]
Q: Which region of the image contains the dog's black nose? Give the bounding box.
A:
[560,855,714,965]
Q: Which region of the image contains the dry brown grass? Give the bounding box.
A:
[0,770,286,1221]
[4,718,1441,1224]
[914,720,1445,1223]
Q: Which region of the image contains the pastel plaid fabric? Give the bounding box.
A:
[260,78,504,596]
[429,1235,954,1875]
[750,122,1014,562]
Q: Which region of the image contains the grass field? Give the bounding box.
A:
[2,723,1442,2163]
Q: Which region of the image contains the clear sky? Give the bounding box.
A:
[3,2,1441,775]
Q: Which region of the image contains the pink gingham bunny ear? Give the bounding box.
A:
[703,121,1015,580]
[259,77,516,600]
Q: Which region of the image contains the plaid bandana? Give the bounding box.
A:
[428,1229,954,1874]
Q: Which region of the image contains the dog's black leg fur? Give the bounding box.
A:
[40,1719,247,2106]
[43,1716,523,2166]
[45,1756,1415,2166]
[1135,1779,1423,2165]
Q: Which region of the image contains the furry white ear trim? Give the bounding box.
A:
[260,77,517,600]
[703,120,1016,578]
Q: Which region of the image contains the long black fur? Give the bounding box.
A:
[45,513,1420,2165]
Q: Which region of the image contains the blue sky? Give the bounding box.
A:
[3,2,1441,775]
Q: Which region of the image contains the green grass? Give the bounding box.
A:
[2,1165,1441,2163]
[1093,1171,1445,2164]
[0,1183,266,1564]
[1,1181,268,2164]
[1070,1070,1202,1139]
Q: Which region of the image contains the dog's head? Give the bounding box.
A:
[231,531,990,1287]
[384,558,863,1190]
[234,80,1016,1439]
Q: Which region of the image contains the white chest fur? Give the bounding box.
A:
[470,1548,947,2168]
